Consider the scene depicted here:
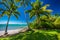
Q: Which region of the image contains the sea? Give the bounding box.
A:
[0,24,27,31]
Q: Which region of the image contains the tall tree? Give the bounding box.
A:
[15,0,31,30]
[0,0,20,35]
[26,0,52,28]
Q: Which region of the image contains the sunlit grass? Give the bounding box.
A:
[0,38,9,40]
[0,30,60,40]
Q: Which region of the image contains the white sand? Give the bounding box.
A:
[0,27,28,36]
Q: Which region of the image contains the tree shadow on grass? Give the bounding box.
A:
[22,32,58,40]
[10,33,25,40]
[56,29,60,33]
[10,31,58,40]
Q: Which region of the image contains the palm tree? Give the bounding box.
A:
[26,0,52,28]
[0,0,20,35]
[15,0,31,30]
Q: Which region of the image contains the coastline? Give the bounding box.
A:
[0,27,28,36]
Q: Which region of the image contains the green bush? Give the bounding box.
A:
[29,16,60,29]
[54,17,60,29]
[40,21,54,29]
[29,21,54,29]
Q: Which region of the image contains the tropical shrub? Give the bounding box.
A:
[54,17,60,29]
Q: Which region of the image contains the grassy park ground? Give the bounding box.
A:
[0,29,60,40]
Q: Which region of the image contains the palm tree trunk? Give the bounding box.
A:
[24,8,31,31]
[24,7,34,31]
[36,14,41,29]
[36,14,40,24]
[4,16,10,35]
[24,13,31,30]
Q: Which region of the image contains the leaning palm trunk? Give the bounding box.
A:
[4,15,10,35]
[24,13,31,31]
[24,8,32,31]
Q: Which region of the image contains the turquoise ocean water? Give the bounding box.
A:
[0,24,27,31]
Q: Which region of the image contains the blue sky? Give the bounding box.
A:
[0,0,60,24]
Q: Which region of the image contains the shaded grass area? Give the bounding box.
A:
[0,30,60,40]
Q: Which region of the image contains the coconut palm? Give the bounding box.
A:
[26,0,52,28]
[15,0,31,30]
[0,0,20,35]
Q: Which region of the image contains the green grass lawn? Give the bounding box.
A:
[0,30,60,40]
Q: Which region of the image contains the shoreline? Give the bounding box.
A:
[0,27,28,36]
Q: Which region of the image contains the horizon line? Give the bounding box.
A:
[0,21,27,24]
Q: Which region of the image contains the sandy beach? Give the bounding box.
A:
[0,27,28,36]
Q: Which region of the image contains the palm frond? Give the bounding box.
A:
[30,12,35,19]
[0,8,5,11]
[13,14,19,19]
[41,4,50,11]
[25,10,32,13]
[0,2,9,9]
[45,9,53,13]
[15,0,21,2]
[1,11,6,17]
[1,10,10,17]
[13,11,20,16]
